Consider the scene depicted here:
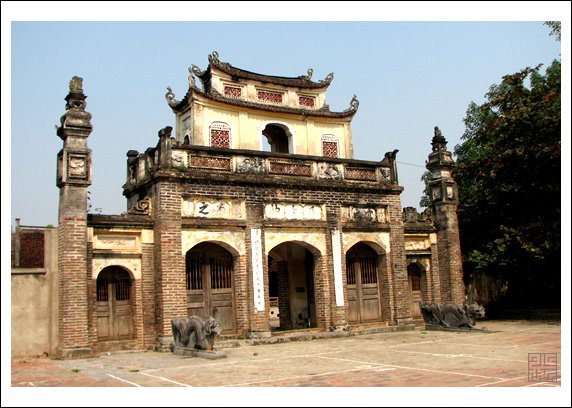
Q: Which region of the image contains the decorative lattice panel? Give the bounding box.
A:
[257,90,283,104]
[269,161,312,176]
[345,167,377,181]
[322,141,339,158]
[224,86,242,98]
[210,129,230,148]
[298,96,315,108]
[189,155,232,170]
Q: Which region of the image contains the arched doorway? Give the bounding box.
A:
[262,124,290,153]
[96,266,134,341]
[346,243,382,323]
[268,242,316,331]
[407,263,425,319]
[186,242,236,333]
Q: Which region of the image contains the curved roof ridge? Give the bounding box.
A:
[194,51,335,89]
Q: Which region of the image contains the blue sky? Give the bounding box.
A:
[3,2,571,405]
[5,5,566,229]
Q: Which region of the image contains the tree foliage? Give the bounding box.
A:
[454,60,561,309]
[544,21,561,42]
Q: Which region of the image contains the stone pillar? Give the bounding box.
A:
[426,127,465,304]
[55,76,93,358]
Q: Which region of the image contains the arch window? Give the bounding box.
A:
[209,122,231,148]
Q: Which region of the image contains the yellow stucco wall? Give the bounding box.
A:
[186,100,351,158]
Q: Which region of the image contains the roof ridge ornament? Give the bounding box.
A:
[69,76,83,93]
[302,68,313,80]
[320,72,334,84]
[345,95,359,112]
[189,64,205,77]
[165,86,180,108]
[208,51,220,64]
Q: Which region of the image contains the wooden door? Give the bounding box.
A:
[96,267,133,340]
[408,265,423,319]
[346,244,381,324]
[186,243,236,333]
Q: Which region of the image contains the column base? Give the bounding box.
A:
[396,317,414,326]
[57,347,93,359]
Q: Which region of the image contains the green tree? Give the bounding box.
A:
[454,59,561,311]
[544,21,561,42]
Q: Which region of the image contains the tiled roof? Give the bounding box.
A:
[194,51,334,90]
[172,86,358,119]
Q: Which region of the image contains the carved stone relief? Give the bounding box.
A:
[446,186,454,199]
[340,206,387,223]
[236,156,265,174]
[127,197,152,215]
[317,162,342,180]
[380,168,391,182]
[171,150,186,168]
[404,237,431,251]
[67,154,88,179]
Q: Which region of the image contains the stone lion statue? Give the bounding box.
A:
[171,316,222,351]
[420,301,485,329]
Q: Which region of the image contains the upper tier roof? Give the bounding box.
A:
[192,51,334,90]
[165,51,358,118]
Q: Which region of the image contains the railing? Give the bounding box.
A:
[124,135,398,189]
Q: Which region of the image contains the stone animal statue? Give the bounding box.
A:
[171,316,222,351]
[420,301,485,329]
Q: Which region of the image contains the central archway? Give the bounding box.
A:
[268,242,316,331]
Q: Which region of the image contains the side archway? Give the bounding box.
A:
[96,266,134,341]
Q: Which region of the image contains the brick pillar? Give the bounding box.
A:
[429,237,442,303]
[426,126,466,305]
[55,76,93,358]
[388,195,413,326]
[153,180,187,349]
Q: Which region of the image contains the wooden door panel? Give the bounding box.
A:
[411,290,422,318]
[346,245,382,324]
[347,286,359,323]
[362,298,381,321]
[115,301,132,338]
[96,269,133,341]
[211,290,235,332]
[97,302,111,339]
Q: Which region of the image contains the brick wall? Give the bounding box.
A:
[18,232,45,268]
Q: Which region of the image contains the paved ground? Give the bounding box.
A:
[7,319,566,405]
